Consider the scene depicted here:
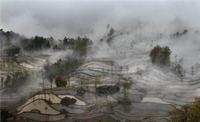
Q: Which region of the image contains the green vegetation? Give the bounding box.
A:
[119,80,132,106]
[5,71,29,88]
[0,29,93,57]
[171,97,200,122]
[122,81,132,99]
[44,58,83,85]
[173,63,185,80]
[0,29,53,52]
[172,29,188,37]
[5,45,20,57]
[150,45,171,66]
[122,80,132,105]
[0,29,23,47]
[106,27,115,44]
[63,36,93,56]
[0,61,29,89]
[55,76,67,87]
[0,61,27,72]
[23,36,51,50]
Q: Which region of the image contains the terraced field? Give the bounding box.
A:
[12,58,200,122]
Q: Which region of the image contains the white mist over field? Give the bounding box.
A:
[1,0,200,100]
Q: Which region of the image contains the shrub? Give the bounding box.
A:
[171,97,200,122]
[55,76,67,87]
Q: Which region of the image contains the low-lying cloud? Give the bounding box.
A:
[1,0,200,69]
[1,0,200,39]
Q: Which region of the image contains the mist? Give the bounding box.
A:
[1,2,200,120]
[1,0,200,72]
[1,0,200,38]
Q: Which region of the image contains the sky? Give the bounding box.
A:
[0,0,200,39]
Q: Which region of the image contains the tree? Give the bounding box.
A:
[174,64,185,80]
[191,66,194,77]
[63,36,93,56]
[150,45,171,66]
[106,27,115,44]
[122,80,132,100]
[23,36,51,50]
[55,76,67,87]
[162,46,171,65]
